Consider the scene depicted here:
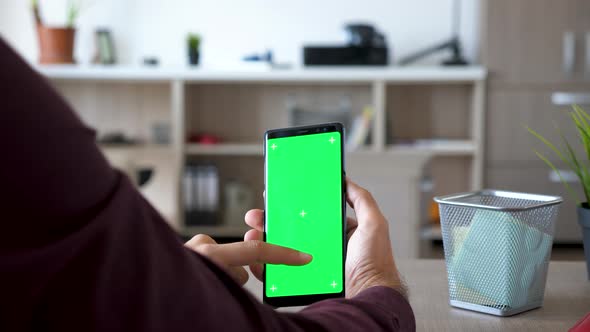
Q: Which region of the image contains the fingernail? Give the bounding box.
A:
[300,253,313,261]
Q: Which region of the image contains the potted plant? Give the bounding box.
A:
[187,33,201,66]
[527,105,590,280]
[32,0,83,64]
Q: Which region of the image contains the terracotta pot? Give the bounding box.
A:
[37,25,75,64]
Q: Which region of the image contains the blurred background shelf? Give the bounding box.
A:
[183,141,475,158]
[182,225,250,239]
[186,143,262,156]
[37,65,486,259]
[36,65,486,83]
[99,144,172,154]
[386,140,476,157]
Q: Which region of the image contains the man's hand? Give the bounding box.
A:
[243,179,406,298]
[185,234,312,285]
[343,179,406,298]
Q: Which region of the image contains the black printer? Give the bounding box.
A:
[303,24,388,66]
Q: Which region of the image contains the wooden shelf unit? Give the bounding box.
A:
[186,143,262,156]
[39,65,486,258]
[38,65,485,83]
[182,225,251,238]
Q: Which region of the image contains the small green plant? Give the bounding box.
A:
[66,1,82,28]
[527,105,590,205]
[30,0,90,28]
[31,0,41,24]
[187,34,201,51]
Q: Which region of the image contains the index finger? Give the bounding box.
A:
[210,240,312,267]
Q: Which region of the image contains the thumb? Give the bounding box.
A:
[346,178,386,228]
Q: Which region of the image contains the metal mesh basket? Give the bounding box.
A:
[434,190,562,316]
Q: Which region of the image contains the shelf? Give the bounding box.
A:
[37,65,487,83]
[99,143,172,153]
[182,225,250,238]
[183,141,474,157]
[41,59,485,259]
[386,140,476,157]
[99,144,175,161]
[421,224,442,241]
[186,143,262,156]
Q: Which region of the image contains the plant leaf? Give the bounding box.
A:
[534,150,581,204]
[572,116,590,162]
[573,104,590,123]
[557,127,590,202]
[570,106,590,202]
[526,105,590,204]
[526,126,576,171]
[558,127,582,176]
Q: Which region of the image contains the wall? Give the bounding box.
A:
[0,0,480,67]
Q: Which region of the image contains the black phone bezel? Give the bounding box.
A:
[263,122,347,308]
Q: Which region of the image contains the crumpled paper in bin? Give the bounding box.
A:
[448,209,552,308]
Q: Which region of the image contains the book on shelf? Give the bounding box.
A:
[184,164,220,225]
[346,106,374,151]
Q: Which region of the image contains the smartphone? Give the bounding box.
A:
[263,122,346,307]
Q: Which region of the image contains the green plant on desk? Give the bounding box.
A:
[527,105,590,204]
[527,104,590,279]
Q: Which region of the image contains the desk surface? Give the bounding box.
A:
[399,260,590,331]
[244,259,590,331]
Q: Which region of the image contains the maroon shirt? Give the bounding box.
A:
[0,38,415,331]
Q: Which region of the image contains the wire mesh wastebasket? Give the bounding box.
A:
[434,190,562,316]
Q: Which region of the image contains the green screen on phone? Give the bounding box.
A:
[265,131,344,298]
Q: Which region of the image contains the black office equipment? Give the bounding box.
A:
[303,24,388,66]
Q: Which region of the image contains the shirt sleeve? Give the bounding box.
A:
[0,38,415,332]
